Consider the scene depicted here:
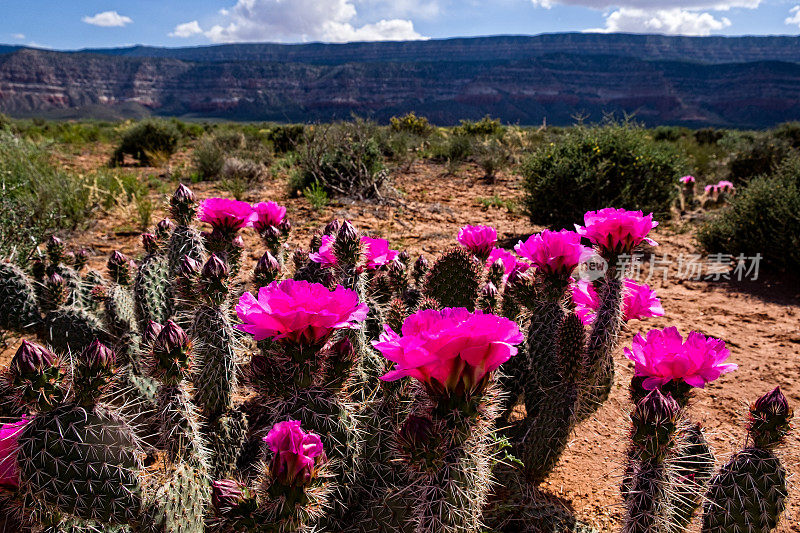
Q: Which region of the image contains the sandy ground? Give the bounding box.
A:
[2,152,799,532]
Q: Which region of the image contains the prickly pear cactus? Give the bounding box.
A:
[0,261,41,332]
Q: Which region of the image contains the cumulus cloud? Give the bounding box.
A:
[82,11,133,27]
[200,0,426,43]
[169,20,204,38]
[587,7,731,35]
[786,6,800,28]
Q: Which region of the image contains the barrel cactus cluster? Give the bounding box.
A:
[0,184,790,533]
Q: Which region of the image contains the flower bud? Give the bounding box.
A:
[202,254,229,282]
[323,219,340,236]
[170,184,197,223]
[74,249,90,271]
[748,386,793,449]
[254,251,281,287]
[482,281,498,300]
[31,258,46,281]
[211,479,246,512]
[278,219,292,236]
[143,321,164,346]
[413,255,430,282]
[398,414,434,452]
[46,236,65,264]
[81,339,116,372]
[156,218,175,240]
[179,256,202,279]
[141,233,158,255]
[11,340,57,377]
[107,251,133,285]
[151,320,192,381]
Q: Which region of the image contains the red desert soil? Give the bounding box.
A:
[3,153,799,531]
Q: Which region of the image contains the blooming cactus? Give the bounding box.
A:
[264,420,325,487]
[375,307,523,399]
[680,175,696,184]
[624,326,737,391]
[252,201,287,233]
[198,198,257,232]
[486,248,529,281]
[0,416,29,489]
[575,208,658,255]
[309,235,337,267]
[572,279,664,325]
[361,236,399,270]
[236,279,368,345]
[515,229,592,279]
[457,225,497,260]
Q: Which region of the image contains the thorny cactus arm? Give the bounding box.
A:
[702,387,793,533]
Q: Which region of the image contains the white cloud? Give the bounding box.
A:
[203,0,426,43]
[587,7,731,35]
[82,11,133,27]
[558,0,758,9]
[169,20,204,38]
[786,6,800,28]
[531,0,554,8]
[12,33,25,39]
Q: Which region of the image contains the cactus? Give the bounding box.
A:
[702,387,792,533]
[423,247,482,310]
[0,261,41,332]
[134,233,172,331]
[43,306,108,355]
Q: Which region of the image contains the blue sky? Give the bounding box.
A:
[3,0,800,50]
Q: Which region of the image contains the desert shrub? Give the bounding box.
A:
[473,137,512,180]
[454,115,504,137]
[220,157,269,200]
[267,124,305,154]
[727,134,791,186]
[193,136,225,180]
[694,128,725,145]
[292,120,386,198]
[112,119,180,166]
[0,132,90,259]
[386,131,425,172]
[652,126,689,142]
[303,180,329,211]
[390,112,434,137]
[773,121,800,149]
[521,121,687,228]
[698,156,800,270]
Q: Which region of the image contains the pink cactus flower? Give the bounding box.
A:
[572,278,664,325]
[252,201,287,232]
[457,225,498,259]
[309,235,337,267]
[716,180,736,194]
[375,307,524,398]
[362,236,399,270]
[0,416,29,490]
[236,279,368,345]
[571,280,601,326]
[515,230,592,278]
[623,279,665,322]
[263,420,325,487]
[198,198,256,232]
[576,208,659,254]
[624,326,737,390]
[705,184,718,196]
[680,175,696,184]
[486,248,530,280]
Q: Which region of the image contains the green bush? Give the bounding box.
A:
[454,115,504,137]
[521,122,687,228]
[0,132,90,259]
[652,126,689,142]
[694,128,725,145]
[698,156,800,271]
[192,137,225,180]
[292,120,386,198]
[727,134,791,186]
[112,119,180,166]
[267,124,306,154]
[773,121,800,149]
[390,112,434,137]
